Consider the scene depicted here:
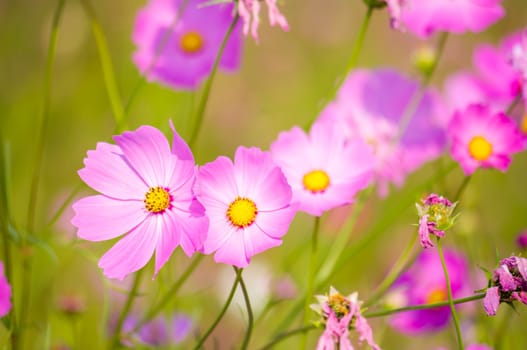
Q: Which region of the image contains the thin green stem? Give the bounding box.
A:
[437,238,464,350]
[45,183,83,229]
[193,268,242,350]
[453,176,472,202]
[494,306,512,350]
[237,267,254,350]
[364,293,485,318]
[110,269,144,349]
[299,216,320,349]
[134,255,204,332]
[346,5,374,73]
[189,14,239,148]
[80,0,126,132]
[259,326,316,350]
[364,235,418,308]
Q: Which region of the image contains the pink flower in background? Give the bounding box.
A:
[133,0,242,90]
[195,146,296,267]
[237,0,289,41]
[388,249,470,334]
[516,231,527,249]
[394,0,504,39]
[483,256,527,316]
[385,0,405,29]
[317,69,446,196]
[447,104,526,175]
[0,262,12,317]
[511,31,527,102]
[270,121,374,216]
[72,125,208,280]
[311,287,380,350]
[416,194,457,249]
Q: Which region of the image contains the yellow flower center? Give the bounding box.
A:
[303,170,330,193]
[426,288,447,304]
[180,31,204,54]
[144,187,171,213]
[468,136,493,161]
[227,197,258,228]
[521,114,527,134]
[328,293,350,319]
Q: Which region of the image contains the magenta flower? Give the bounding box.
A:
[270,121,374,216]
[483,256,527,316]
[133,0,243,90]
[237,0,289,41]
[447,104,526,175]
[392,0,504,39]
[0,262,12,317]
[317,69,446,196]
[416,194,457,249]
[195,146,296,267]
[516,231,527,249]
[72,124,208,280]
[311,287,380,350]
[511,31,527,102]
[388,249,470,334]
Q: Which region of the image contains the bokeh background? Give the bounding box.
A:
[2,0,527,348]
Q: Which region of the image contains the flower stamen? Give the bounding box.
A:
[303,170,330,193]
[468,136,493,161]
[227,197,258,228]
[180,31,204,54]
[144,186,171,213]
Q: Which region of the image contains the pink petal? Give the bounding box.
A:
[154,212,182,275]
[213,230,250,267]
[233,146,275,198]
[72,195,147,242]
[196,156,238,205]
[99,215,161,280]
[202,205,235,254]
[169,120,193,161]
[114,126,174,187]
[255,206,297,239]
[243,225,282,260]
[79,142,148,199]
[170,207,208,257]
[252,166,292,211]
[483,286,500,316]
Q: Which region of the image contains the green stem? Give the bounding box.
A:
[437,238,464,350]
[365,293,485,318]
[134,255,204,332]
[193,267,242,350]
[45,183,83,229]
[189,14,239,147]
[364,235,418,308]
[110,269,143,349]
[80,0,126,132]
[299,216,321,349]
[237,267,254,350]
[453,176,472,202]
[259,326,316,350]
[346,5,374,73]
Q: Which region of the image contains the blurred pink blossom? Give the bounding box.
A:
[0,262,12,317]
[237,0,289,41]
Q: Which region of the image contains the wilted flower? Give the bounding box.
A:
[388,249,471,334]
[133,0,243,90]
[270,120,374,216]
[483,256,527,316]
[311,287,380,350]
[447,104,526,175]
[237,0,289,41]
[0,262,11,317]
[72,124,208,280]
[416,193,457,248]
[195,146,296,267]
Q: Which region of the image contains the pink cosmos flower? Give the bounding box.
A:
[270,121,374,216]
[516,231,527,249]
[447,104,526,175]
[391,0,504,39]
[317,69,446,196]
[0,262,12,317]
[511,31,527,102]
[483,256,527,316]
[311,287,380,350]
[133,0,242,90]
[195,146,296,267]
[72,124,208,280]
[416,194,456,249]
[237,0,289,41]
[388,249,470,334]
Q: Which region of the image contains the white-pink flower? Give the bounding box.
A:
[72,124,208,280]
[237,0,289,41]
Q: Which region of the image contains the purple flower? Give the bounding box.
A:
[311,287,380,350]
[516,231,527,249]
[133,0,243,90]
[483,256,527,316]
[316,69,446,196]
[416,194,456,249]
[0,262,12,317]
[388,249,470,334]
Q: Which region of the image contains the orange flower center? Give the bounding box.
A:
[303,170,330,193]
[180,31,204,54]
[144,187,171,213]
[468,136,492,161]
[521,114,527,134]
[227,197,258,228]
[426,288,447,304]
[328,293,350,319]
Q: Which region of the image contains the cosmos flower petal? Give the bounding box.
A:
[154,212,182,275]
[196,156,238,205]
[170,207,208,257]
[483,286,500,316]
[243,225,282,259]
[256,206,297,239]
[214,231,250,268]
[72,195,147,242]
[99,215,161,280]
[169,120,193,161]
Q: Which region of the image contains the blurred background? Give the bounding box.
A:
[1,0,527,348]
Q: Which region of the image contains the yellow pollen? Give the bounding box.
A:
[303,170,330,193]
[144,187,171,213]
[521,114,527,134]
[468,136,493,161]
[328,293,350,319]
[180,31,204,54]
[426,288,447,304]
[227,197,258,228]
